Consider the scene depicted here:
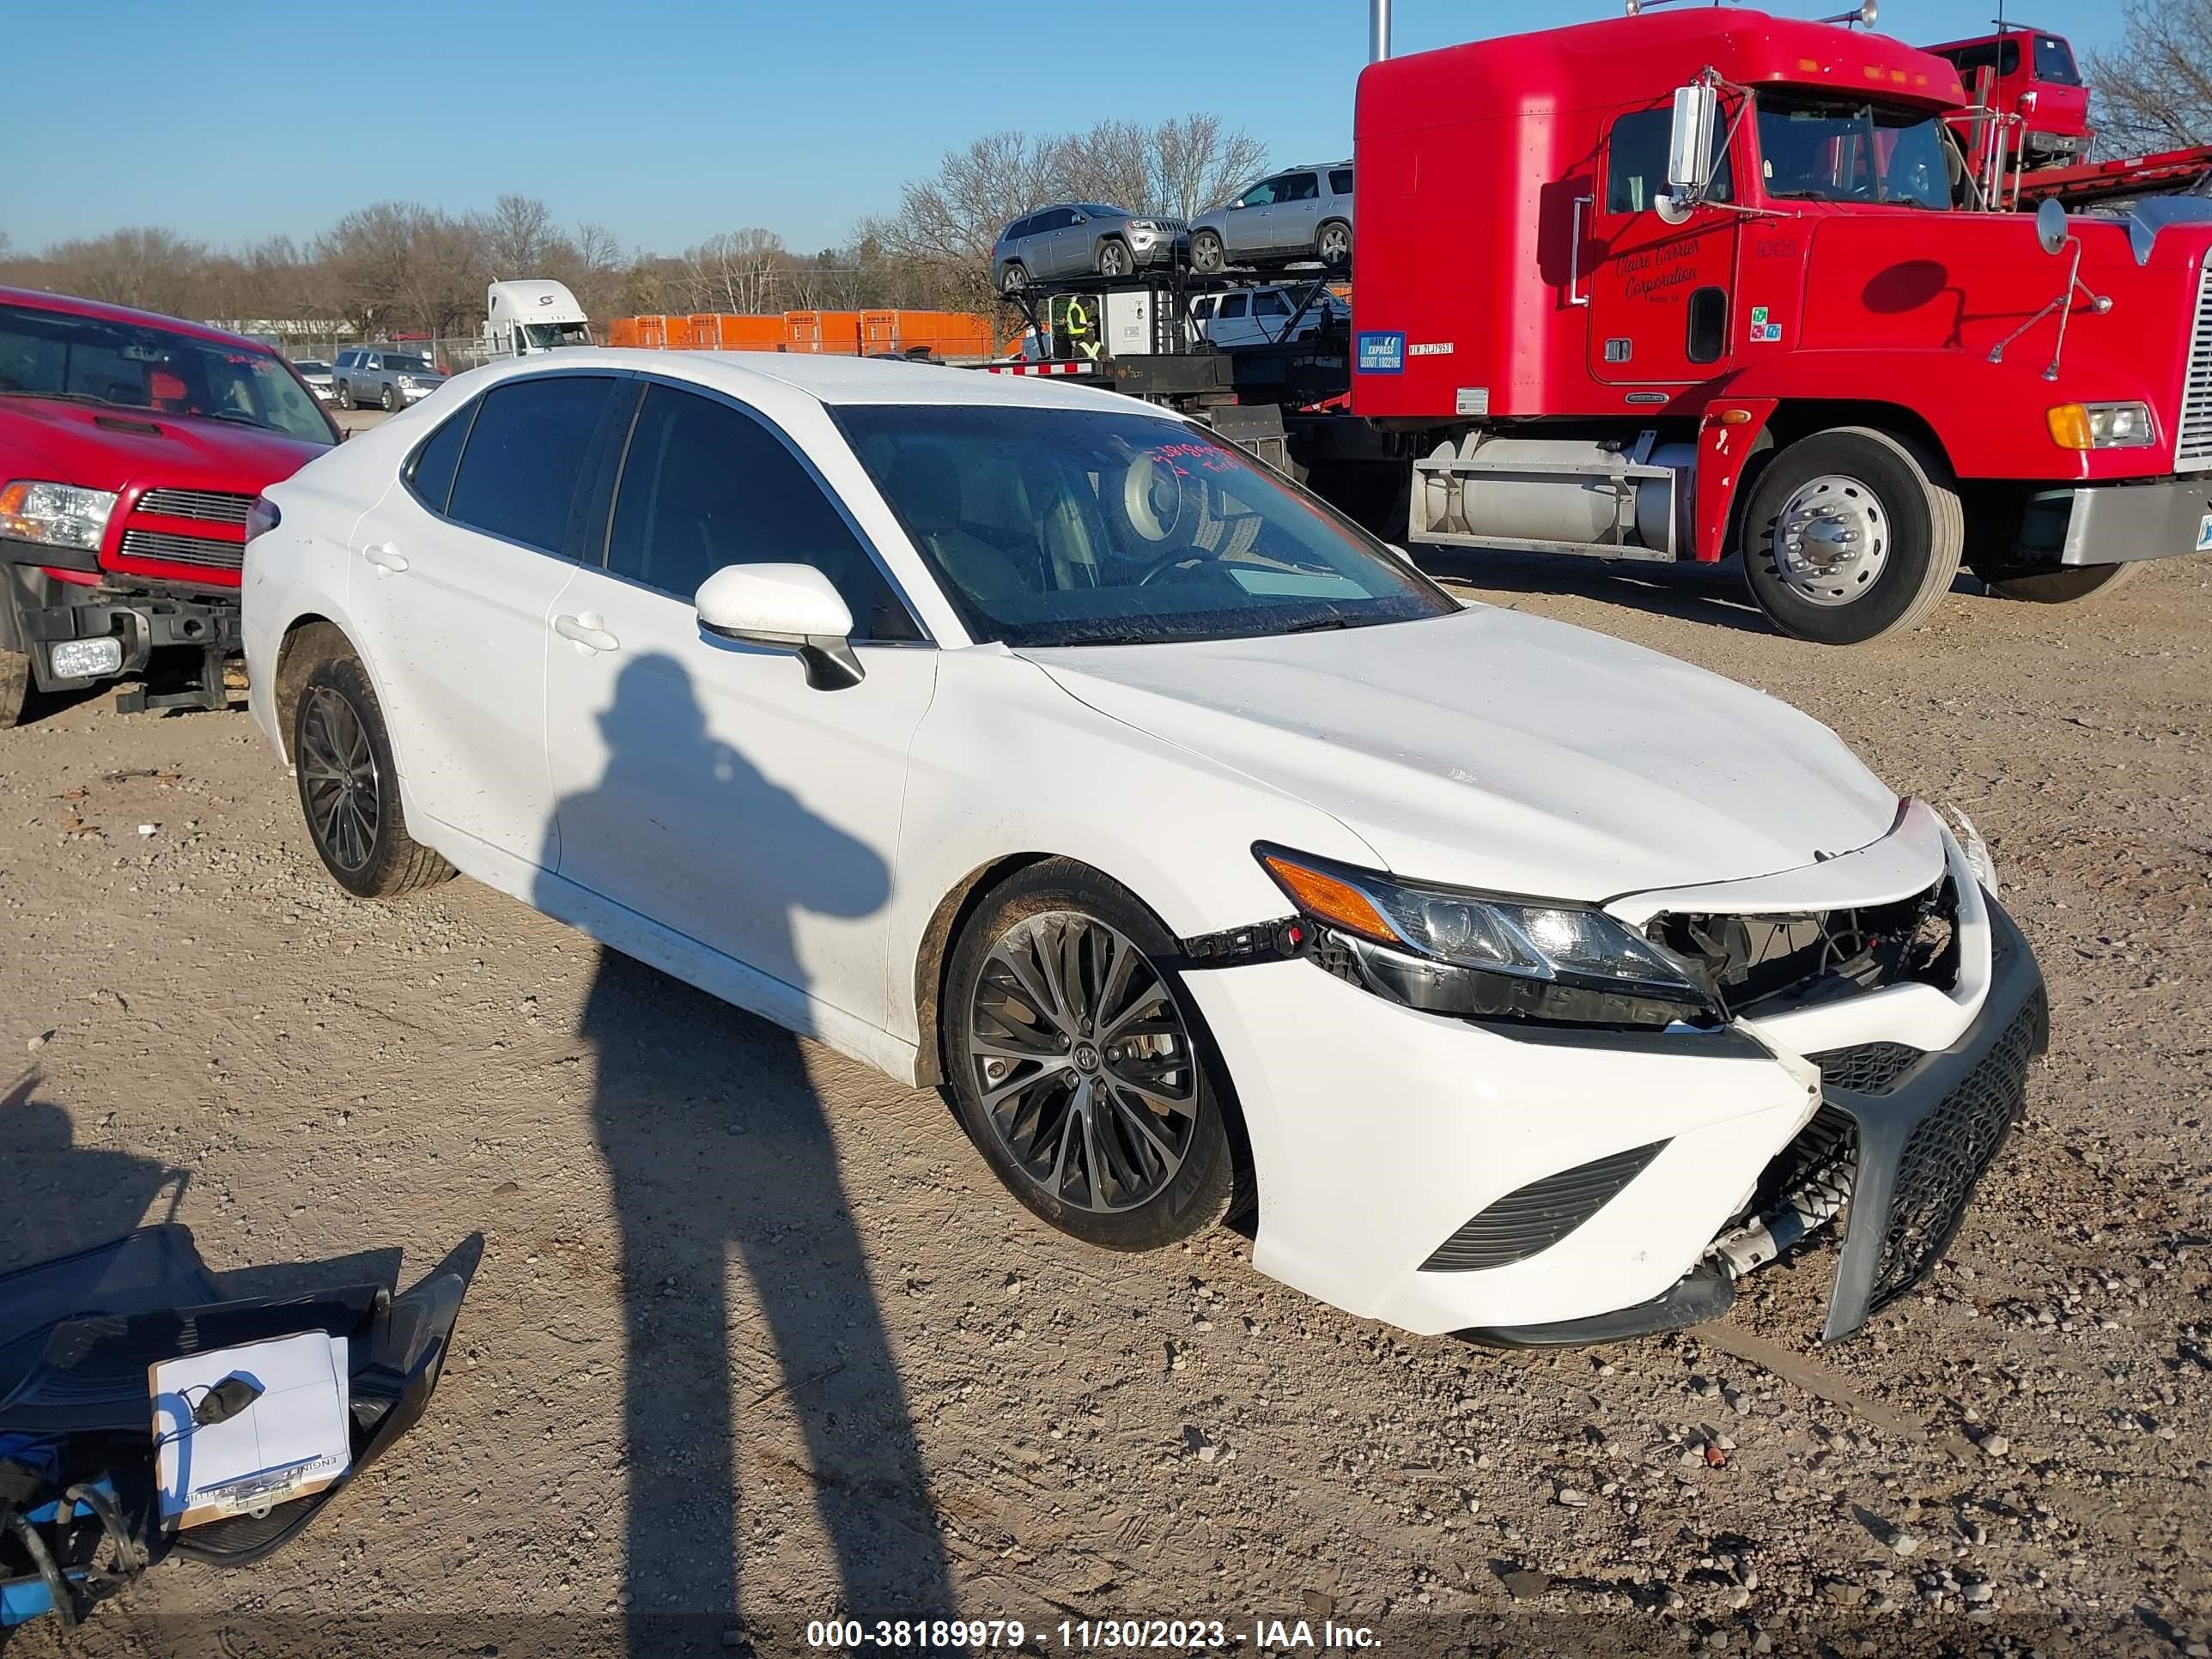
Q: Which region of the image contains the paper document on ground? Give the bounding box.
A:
[151,1331,351,1528]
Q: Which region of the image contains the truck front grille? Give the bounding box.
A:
[117,528,245,571]
[136,488,256,526]
[2178,264,2212,471]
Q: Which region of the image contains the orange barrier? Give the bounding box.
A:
[605,309,995,358]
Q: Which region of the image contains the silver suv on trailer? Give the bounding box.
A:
[332,346,448,412]
[1189,163,1354,274]
[993,204,1188,292]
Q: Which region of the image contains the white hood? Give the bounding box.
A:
[1026,606,1900,902]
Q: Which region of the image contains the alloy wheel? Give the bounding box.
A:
[1772,473,1889,606]
[298,684,380,872]
[1319,222,1351,264]
[1100,241,1131,277]
[967,912,1198,1212]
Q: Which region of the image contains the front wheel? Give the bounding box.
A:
[380,382,401,412]
[1316,219,1352,269]
[1190,230,1225,276]
[1740,426,1963,645]
[1097,237,1133,278]
[336,380,355,410]
[290,647,453,899]
[1974,562,2142,604]
[944,860,1235,1252]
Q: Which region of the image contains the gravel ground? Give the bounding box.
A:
[3,541,2209,1659]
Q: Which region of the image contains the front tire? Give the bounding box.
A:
[290,647,453,899]
[944,860,1234,1252]
[336,380,355,410]
[1975,562,2142,604]
[380,382,401,412]
[1190,230,1226,276]
[1097,237,1133,278]
[1741,426,1963,645]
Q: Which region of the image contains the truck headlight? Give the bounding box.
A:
[49,636,124,679]
[1255,844,1719,1030]
[0,481,118,550]
[2046,402,2154,449]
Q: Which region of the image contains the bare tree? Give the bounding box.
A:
[1148,113,1269,218]
[680,227,793,314]
[2085,0,2212,153]
[476,193,560,274]
[35,228,207,316]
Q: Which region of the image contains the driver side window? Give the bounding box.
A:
[1606,106,1735,212]
[1237,177,1282,208]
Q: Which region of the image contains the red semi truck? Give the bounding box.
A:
[0,289,337,723]
[1304,8,2212,643]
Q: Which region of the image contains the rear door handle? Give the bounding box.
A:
[362,542,409,574]
[553,612,620,653]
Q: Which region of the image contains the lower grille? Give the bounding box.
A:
[1864,991,2044,1315]
[1808,1041,1922,1097]
[117,528,245,571]
[1421,1140,1667,1272]
[136,487,255,526]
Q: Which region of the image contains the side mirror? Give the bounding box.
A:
[695,562,864,690]
[2035,196,2069,256]
[1661,83,1722,221]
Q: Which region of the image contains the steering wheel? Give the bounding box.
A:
[1133,550,1208,586]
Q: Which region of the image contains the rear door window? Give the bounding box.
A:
[446,375,619,555]
[406,401,477,514]
[1282,172,1321,202]
[1218,295,1249,319]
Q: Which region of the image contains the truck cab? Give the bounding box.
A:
[1923,25,2091,169]
[483,280,594,359]
[0,288,337,722]
[1350,9,2212,643]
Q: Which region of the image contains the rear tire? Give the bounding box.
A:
[1741,426,1962,645]
[0,648,28,728]
[1975,562,2142,604]
[290,646,453,900]
[944,860,1235,1253]
[1317,219,1352,270]
[1000,263,1029,295]
[1191,230,1226,276]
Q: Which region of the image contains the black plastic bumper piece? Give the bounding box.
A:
[1455,1260,1736,1349]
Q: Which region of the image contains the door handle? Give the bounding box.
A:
[553,612,620,653]
[362,542,409,574]
[1567,195,1595,307]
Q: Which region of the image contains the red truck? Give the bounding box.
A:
[0,288,337,724]
[1325,8,2212,642]
[1923,23,2093,171]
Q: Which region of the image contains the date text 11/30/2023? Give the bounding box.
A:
[804,1618,1383,1650]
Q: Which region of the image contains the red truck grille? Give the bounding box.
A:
[116,528,245,571]
[2179,264,2212,472]
[135,487,255,526]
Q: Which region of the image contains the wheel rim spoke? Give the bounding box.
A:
[968,910,1199,1213]
[301,686,380,872]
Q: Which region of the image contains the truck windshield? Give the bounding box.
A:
[835,404,1457,648]
[1756,93,1952,210]
[522,321,593,349]
[0,303,336,443]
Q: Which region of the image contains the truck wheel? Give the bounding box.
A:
[336,380,354,410]
[1974,562,2142,604]
[380,381,401,412]
[1741,427,1962,645]
[1097,238,1133,278]
[1191,230,1226,276]
[1000,263,1029,295]
[0,648,28,728]
[1317,219,1352,269]
[291,647,453,900]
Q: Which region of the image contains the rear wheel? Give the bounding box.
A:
[1316,219,1352,269]
[1191,230,1226,276]
[1097,237,1133,278]
[944,860,1234,1252]
[290,647,452,899]
[1741,426,1962,645]
[1974,562,2142,604]
[1000,262,1029,295]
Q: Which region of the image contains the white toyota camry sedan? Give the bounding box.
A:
[241,352,2045,1345]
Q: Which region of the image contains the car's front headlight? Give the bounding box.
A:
[1255,844,1718,1029]
[0,481,118,550]
[2046,401,2154,449]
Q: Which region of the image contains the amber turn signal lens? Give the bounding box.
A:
[2045,404,2092,451]
[1260,855,1397,944]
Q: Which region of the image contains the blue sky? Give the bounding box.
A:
[7,0,2115,258]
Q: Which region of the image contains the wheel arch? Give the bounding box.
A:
[1761,400,1954,479]
[270,614,355,767]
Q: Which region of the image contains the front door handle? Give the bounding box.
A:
[553,612,620,653]
[362,542,409,574]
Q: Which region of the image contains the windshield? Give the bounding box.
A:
[836,404,1457,648]
[0,303,336,443]
[522,321,593,349]
[295,361,331,374]
[1756,93,1952,210]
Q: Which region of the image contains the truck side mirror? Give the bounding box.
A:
[2034,197,2068,256]
[1659,84,1721,223]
